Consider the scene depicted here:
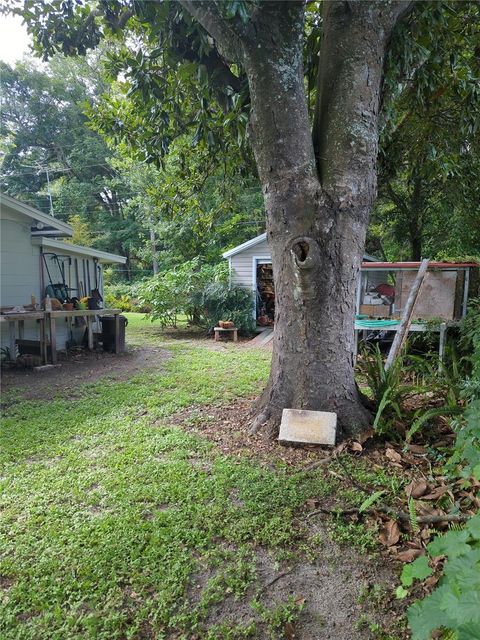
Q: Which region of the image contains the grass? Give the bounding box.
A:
[1,315,333,639]
[1,315,409,638]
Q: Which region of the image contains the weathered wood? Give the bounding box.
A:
[48,313,57,365]
[214,327,238,343]
[8,321,17,361]
[86,316,94,350]
[385,259,429,370]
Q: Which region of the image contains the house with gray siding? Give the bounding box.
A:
[0,194,126,355]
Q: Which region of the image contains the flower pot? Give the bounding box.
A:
[63,303,74,311]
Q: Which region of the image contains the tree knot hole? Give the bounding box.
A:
[293,240,310,263]
[290,236,319,271]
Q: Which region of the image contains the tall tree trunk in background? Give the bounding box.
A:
[409,173,424,260]
[149,214,159,275]
[182,0,411,438]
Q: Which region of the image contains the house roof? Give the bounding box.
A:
[32,237,127,264]
[223,233,379,262]
[1,193,73,238]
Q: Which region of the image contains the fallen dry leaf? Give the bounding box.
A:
[385,448,402,463]
[396,548,423,562]
[284,621,296,640]
[406,444,427,454]
[422,486,449,501]
[379,519,401,547]
[358,428,375,445]
[350,441,363,452]
[304,498,319,511]
[405,479,428,499]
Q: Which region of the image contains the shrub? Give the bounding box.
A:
[137,259,229,327]
[104,282,151,313]
[197,282,256,334]
[400,301,480,640]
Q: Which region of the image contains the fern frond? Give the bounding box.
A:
[408,497,419,533]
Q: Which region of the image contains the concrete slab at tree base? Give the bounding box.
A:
[278,409,337,445]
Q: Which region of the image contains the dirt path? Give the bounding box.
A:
[0,346,170,402]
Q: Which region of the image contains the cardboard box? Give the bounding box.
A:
[359,304,391,317]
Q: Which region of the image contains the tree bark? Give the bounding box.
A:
[181,0,412,439]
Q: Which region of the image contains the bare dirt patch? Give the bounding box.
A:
[180,542,401,640]
[0,346,170,402]
[172,397,328,469]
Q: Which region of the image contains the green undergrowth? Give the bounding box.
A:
[324,455,405,552]
[0,338,332,639]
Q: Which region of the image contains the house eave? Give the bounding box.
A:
[222,233,267,258]
[32,237,127,264]
[1,194,73,237]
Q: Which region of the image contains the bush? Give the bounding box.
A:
[137,259,229,327]
[400,300,480,640]
[104,282,151,313]
[197,282,256,334]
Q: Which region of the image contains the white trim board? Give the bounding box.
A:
[1,194,73,237]
[222,233,267,258]
[32,237,126,264]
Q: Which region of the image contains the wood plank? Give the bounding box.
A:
[40,318,47,365]
[9,321,17,361]
[87,316,94,350]
[48,314,57,365]
[386,259,429,370]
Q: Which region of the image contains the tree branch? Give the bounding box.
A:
[179,1,243,63]
[313,1,414,204]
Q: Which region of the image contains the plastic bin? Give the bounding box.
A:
[100,315,127,353]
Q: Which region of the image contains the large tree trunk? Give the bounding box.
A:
[181,0,411,439]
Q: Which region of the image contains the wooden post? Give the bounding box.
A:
[385,259,430,371]
[438,322,447,371]
[9,321,17,362]
[40,317,47,364]
[87,316,94,350]
[48,313,57,364]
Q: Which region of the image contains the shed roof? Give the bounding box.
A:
[223,232,379,262]
[222,233,267,258]
[32,237,127,264]
[1,193,73,237]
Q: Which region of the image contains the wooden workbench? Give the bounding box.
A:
[0,308,122,365]
[46,309,122,364]
[0,312,46,363]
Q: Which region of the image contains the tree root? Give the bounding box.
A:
[248,409,271,435]
[306,505,471,525]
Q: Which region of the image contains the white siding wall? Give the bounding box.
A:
[1,216,41,306]
[230,238,271,289]
[0,215,53,350]
[0,215,72,352]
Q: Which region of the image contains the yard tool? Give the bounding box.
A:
[42,253,75,302]
[91,258,103,302]
[74,258,80,297]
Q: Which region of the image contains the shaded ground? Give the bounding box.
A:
[1,346,170,402]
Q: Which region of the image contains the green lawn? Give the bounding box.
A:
[1,316,339,639]
[0,314,402,640]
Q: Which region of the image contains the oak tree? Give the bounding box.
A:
[9,0,419,437]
